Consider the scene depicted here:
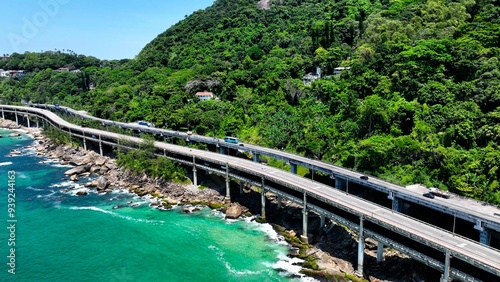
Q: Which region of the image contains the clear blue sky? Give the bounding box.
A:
[0,0,215,60]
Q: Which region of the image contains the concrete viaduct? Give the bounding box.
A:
[2,104,500,281]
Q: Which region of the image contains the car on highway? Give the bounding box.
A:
[423,193,435,199]
[136,121,154,127]
[360,175,369,180]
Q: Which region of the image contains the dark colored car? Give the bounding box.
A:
[423,193,435,199]
[360,175,369,180]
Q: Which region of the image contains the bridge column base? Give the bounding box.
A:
[392,197,402,212]
[192,168,197,186]
[300,235,309,244]
[376,242,384,263]
[335,177,346,190]
[99,141,103,156]
[357,216,365,276]
[253,153,259,163]
[479,229,491,245]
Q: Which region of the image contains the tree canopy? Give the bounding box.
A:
[2,0,500,204]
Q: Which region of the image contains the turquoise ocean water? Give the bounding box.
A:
[0,129,312,282]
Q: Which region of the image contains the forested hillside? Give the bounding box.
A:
[1,0,500,204]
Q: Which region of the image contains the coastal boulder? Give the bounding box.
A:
[95,156,107,166]
[64,165,89,176]
[76,189,88,196]
[225,203,244,219]
[96,176,109,190]
[70,174,79,182]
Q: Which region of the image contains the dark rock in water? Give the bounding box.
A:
[76,190,88,196]
[289,247,300,257]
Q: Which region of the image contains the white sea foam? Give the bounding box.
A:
[50,163,74,168]
[50,181,74,188]
[16,171,28,179]
[68,206,165,224]
[0,161,13,166]
[26,186,45,192]
[36,190,57,199]
[264,255,320,282]
[209,245,266,276]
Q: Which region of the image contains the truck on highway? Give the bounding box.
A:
[429,187,451,199]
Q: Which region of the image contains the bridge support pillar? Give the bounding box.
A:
[356,216,365,277]
[392,197,402,212]
[277,195,282,209]
[224,163,230,203]
[301,192,309,243]
[376,242,384,263]
[98,135,103,156]
[26,115,30,127]
[83,138,87,150]
[320,214,325,229]
[260,177,266,219]
[14,110,18,125]
[36,117,39,128]
[1,107,4,119]
[440,250,451,282]
[239,181,244,195]
[290,163,297,174]
[253,153,259,163]
[479,228,491,245]
[335,177,346,190]
[192,156,197,186]
[219,147,226,155]
[163,149,166,157]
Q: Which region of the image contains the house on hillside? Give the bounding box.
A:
[195,91,215,101]
[0,69,9,77]
[333,66,351,75]
[57,67,69,72]
[302,67,321,86]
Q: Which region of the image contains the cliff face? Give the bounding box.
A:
[256,0,271,10]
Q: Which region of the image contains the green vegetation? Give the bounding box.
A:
[2,0,500,204]
[43,125,80,147]
[116,138,187,181]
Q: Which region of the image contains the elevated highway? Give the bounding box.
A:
[2,104,500,281]
[20,103,500,246]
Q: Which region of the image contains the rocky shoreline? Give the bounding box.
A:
[1,120,436,281]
